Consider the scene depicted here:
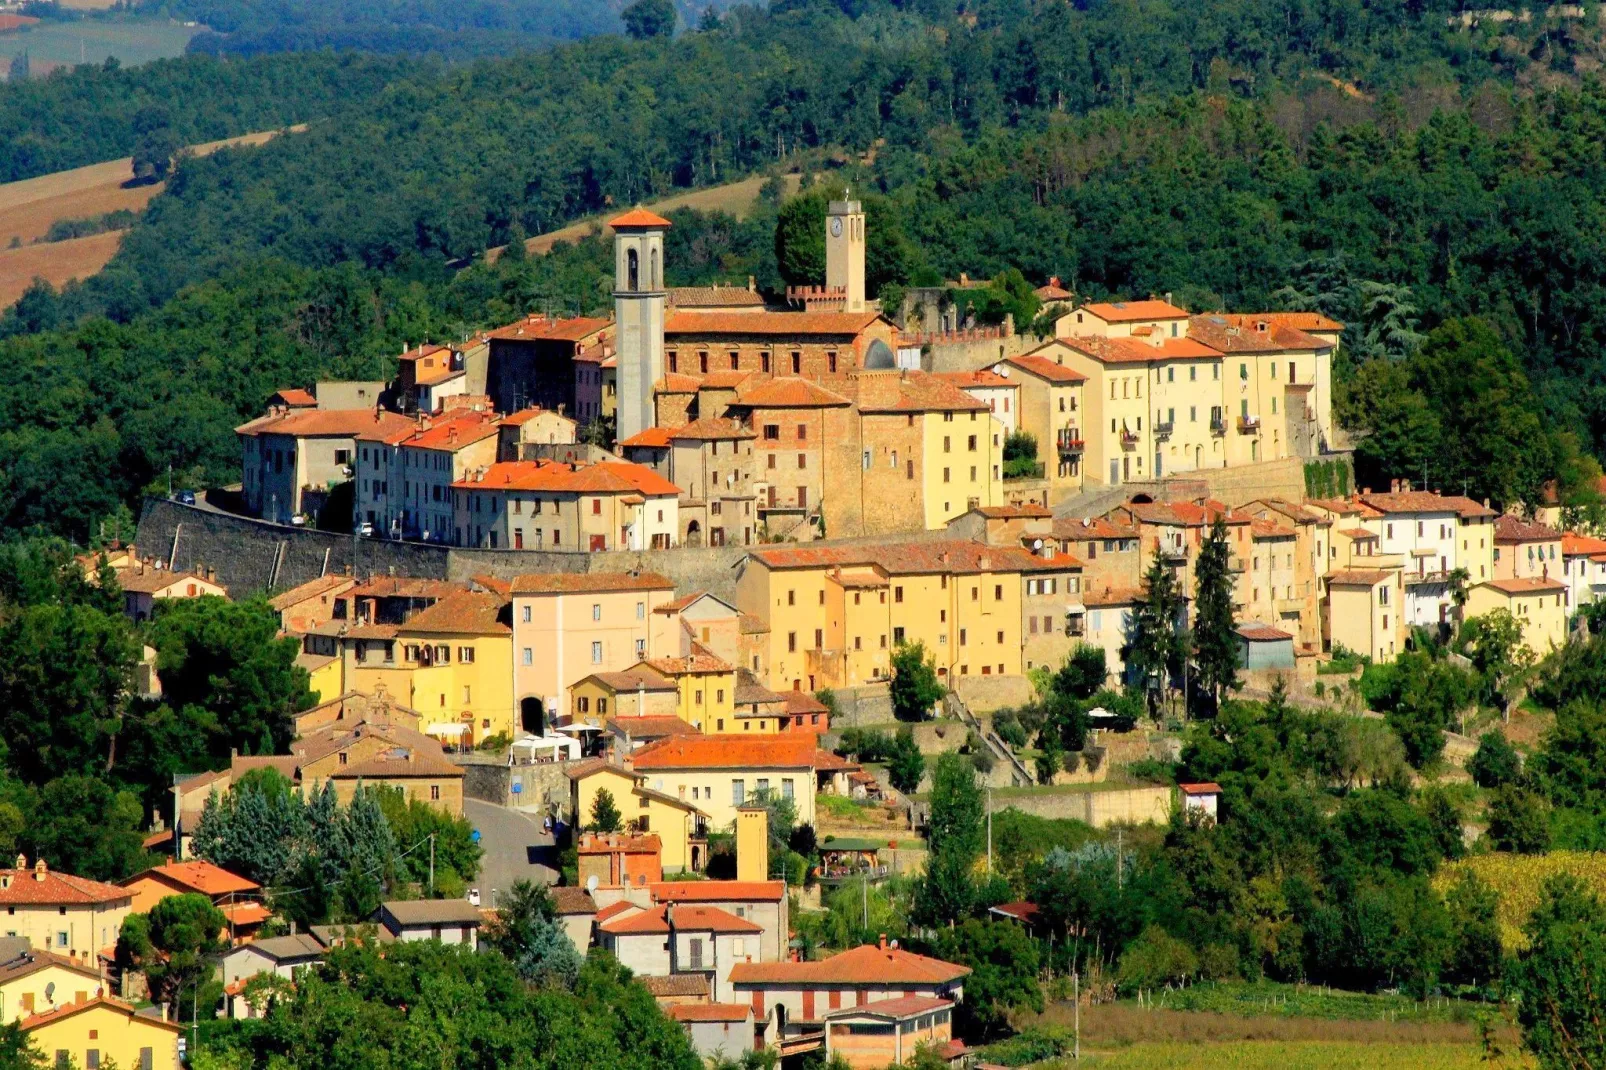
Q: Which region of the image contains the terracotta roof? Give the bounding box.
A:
[595,900,638,923]
[1007,352,1087,383]
[738,612,769,634]
[396,412,501,452]
[644,653,734,675]
[649,880,786,903]
[499,406,573,428]
[1082,586,1143,607]
[670,418,755,442]
[1482,577,1566,594]
[1227,311,1344,332]
[1495,515,1561,543]
[610,207,672,229]
[654,590,729,615]
[813,750,860,772]
[346,576,463,600]
[781,690,828,715]
[238,408,414,440]
[1360,491,1469,516]
[1250,519,1296,539]
[550,887,598,915]
[1327,569,1395,586]
[669,285,766,308]
[656,373,702,394]
[1563,533,1606,556]
[1059,335,1221,365]
[975,503,1052,519]
[1340,527,1377,539]
[117,568,223,596]
[124,862,258,897]
[610,715,699,738]
[0,864,131,906]
[471,575,513,598]
[853,371,990,414]
[601,903,761,935]
[1123,499,1244,527]
[669,1003,753,1023]
[932,369,1018,389]
[562,757,626,782]
[398,590,509,635]
[734,377,852,409]
[271,387,319,407]
[454,459,679,497]
[270,575,353,611]
[697,370,755,389]
[587,667,678,694]
[1082,299,1189,322]
[665,311,882,336]
[729,944,970,986]
[1054,516,1138,540]
[1236,623,1293,641]
[221,902,273,927]
[988,901,1041,925]
[511,571,674,596]
[0,947,101,985]
[1446,497,1499,519]
[642,973,711,997]
[330,751,465,780]
[632,734,820,771]
[1211,314,1333,350]
[579,832,661,856]
[618,426,677,448]
[824,995,954,1019]
[1179,782,1224,794]
[734,678,786,706]
[486,315,610,344]
[1035,280,1074,301]
[18,996,182,1033]
[1186,315,1283,353]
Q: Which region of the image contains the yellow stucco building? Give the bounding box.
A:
[21,997,183,1070]
[566,760,709,873]
[641,652,738,731]
[0,859,131,964]
[1465,578,1568,658]
[0,949,105,1024]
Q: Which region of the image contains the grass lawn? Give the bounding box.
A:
[1121,980,1482,1023]
[1073,1041,1527,1069]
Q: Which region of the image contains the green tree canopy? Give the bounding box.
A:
[890,641,943,722]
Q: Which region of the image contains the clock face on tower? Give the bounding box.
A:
[830,216,844,238]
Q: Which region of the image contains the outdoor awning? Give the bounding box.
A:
[425,723,469,736]
[555,722,602,734]
[1065,603,1086,615]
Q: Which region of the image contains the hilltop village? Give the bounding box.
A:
[20,201,1605,1070]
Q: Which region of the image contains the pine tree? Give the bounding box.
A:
[1127,555,1184,715]
[1192,515,1240,711]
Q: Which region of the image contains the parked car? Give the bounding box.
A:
[357,522,375,537]
[176,489,196,505]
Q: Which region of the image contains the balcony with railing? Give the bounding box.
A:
[1119,427,1140,447]
[1209,414,1227,435]
[1056,428,1084,453]
[1238,414,1261,433]
[1157,539,1188,562]
[1154,420,1174,439]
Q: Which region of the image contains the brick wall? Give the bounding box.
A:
[991,786,1172,827]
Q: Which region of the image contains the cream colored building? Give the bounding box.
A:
[0,859,131,964]
[454,459,681,551]
[510,572,679,727]
[630,733,823,831]
[1005,349,1087,499]
[1325,569,1403,663]
[1465,578,1568,657]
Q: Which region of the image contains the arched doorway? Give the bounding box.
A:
[521,697,544,735]
[685,520,702,547]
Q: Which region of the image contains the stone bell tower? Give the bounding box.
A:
[610,207,671,444]
[825,198,866,313]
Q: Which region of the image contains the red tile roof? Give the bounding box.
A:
[729,944,970,986]
[486,315,610,344]
[610,207,672,229]
[397,412,502,452]
[1185,315,1283,353]
[746,538,1068,577]
[238,408,414,440]
[1054,516,1138,540]
[650,880,786,903]
[1211,315,1332,351]
[1327,569,1395,586]
[1060,335,1221,364]
[1227,311,1344,332]
[975,503,1052,519]
[644,653,734,675]
[781,690,829,715]
[1082,299,1189,322]
[1563,533,1606,556]
[671,418,755,442]
[1007,352,1087,383]
[853,371,990,414]
[988,901,1041,925]
[1082,585,1143,607]
[932,369,1017,389]
[578,832,661,855]
[669,1003,753,1023]
[454,459,679,497]
[601,903,762,935]
[618,426,677,448]
[271,388,318,407]
[1495,515,1562,543]
[632,734,821,771]
[510,572,674,595]
[124,862,259,897]
[665,311,882,336]
[595,900,639,923]
[1361,490,1474,516]
[18,996,182,1033]
[669,285,766,309]
[550,887,598,915]
[697,370,755,389]
[1482,577,1566,594]
[398,590,510,635]
[734,377,852,409]
[1179,782,1224,794]
[1236,623,1293,641]
[825,994,954,1019]
[500,406,574,427]
[586,667,678,694]
[0,863,131,906]
[656,373,702,394]
[641,973,710,997]
[609,715,698,738]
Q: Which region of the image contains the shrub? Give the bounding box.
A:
[1117,925,1198,993]
[1468,730,1522,788]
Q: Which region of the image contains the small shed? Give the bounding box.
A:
[817,837,888,885]
[1236,623,1295,670]
[1178,782,1222,821]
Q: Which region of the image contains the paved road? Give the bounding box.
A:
[463,799,559,906]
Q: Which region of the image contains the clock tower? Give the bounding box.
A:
[825,199,866,313]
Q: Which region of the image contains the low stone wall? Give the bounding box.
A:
[457,754,581,817]
[991,785,1173,828]
[954,674,1034,714]
[827,683,894,727]
[1186,455,1310,506]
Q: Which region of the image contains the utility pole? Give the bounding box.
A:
[986,787,993,873]
[1116,828,1123,890]
[429,833,436,897]
[862,873,868,930]
[1073,969,1080,1060]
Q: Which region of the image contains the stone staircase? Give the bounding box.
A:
[943,690,1033,787]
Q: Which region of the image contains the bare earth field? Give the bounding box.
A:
[494,172,803,261]
[0,127,305,308]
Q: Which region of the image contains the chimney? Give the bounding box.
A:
[13,854,23,871]
[747,275,756,292]
[1049,276,1060,288]
[878,933,888,950]
[34,858,46,881]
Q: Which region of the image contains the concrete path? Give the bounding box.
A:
[463,798,558,907]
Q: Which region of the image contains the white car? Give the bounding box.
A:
[357,522,375,537]
[468,888,481,907]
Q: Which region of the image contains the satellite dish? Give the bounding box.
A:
[863,339,896,370]
[44,982,55,1003]
[1032,539,1043,550]
[586,875,599,894]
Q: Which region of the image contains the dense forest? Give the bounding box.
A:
[8,0,1606,536]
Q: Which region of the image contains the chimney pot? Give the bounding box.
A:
[878,933,887,950]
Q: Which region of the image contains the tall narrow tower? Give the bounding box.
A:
[610,208,671,444]
[825,199,866,313]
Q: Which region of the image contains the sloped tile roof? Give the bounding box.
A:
[1007,352,1087,383]
[610,207,672,229]
[510,572,674,595]
[729,944,970,986]
[486,315,610,343]
[124,862,258,897]
[932,369,1017,389]
[631,734,821,771]
[0,864,131,906]
[665,311,882,336]
[399,590,510,635]
[1482,577,1566,594]
[455,460,679,497]
[851,371,989,413]
[669,1002,752,1022]
[734,377,852,409]
[618,426,677,448]
[669,286,766,308]
[671,418,755,442]
[1059,335,1220,364]
[237,408,414,440]
[642,973,711,997]
[600,904,761,935]
[1495,515,1562,543]
[650,880,785,903]
[1082,299,1189,322]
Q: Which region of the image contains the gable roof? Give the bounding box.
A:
[610,207,672,229]
[650,880,786,903]
[0,947,102,986]
[549,887,598,915]
[510,571,674,595]
[584,667,678,694]
[123,862,258,897]
[1008,351,1088,384]
[1081,299,1189,322]
[617,426,678,448]
[729,944,970,986]
[237,408,414,440]
[269,574,354,611]
[599,903,762,936]
[1563,533,1606,556]
[382,899,483,926]
[932,369,1017,390]
[669,1002,752,1023]
[18,996,183,1034]
[744,539,1069,577]
[734,377,852,409]
[0,863,130,907]
[670,417,755,442]
[454,460,679,497]
[665,310,882,337]
[823,995,953,1020]
[851,371,990,414]
[1495,515,1561,543]
[642,973,711,998]
[669,285,766,308]
[1059,335,1220,365]
[609,716,700,739]
[397,590,510,636]
[237,933,325,962]
[486,316,610,344]
[631,734,821,772]
[1481,577,1566,595]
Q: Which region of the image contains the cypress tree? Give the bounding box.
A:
[1192,515,1240,710]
